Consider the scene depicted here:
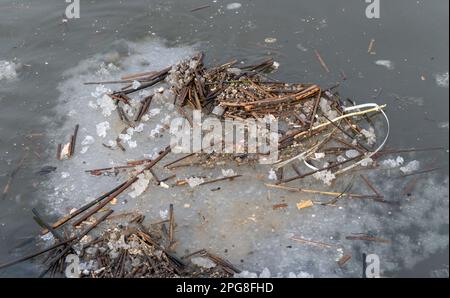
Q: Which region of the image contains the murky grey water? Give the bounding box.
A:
[0,0,448,277]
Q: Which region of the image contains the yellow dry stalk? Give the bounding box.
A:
[293,104,386,140]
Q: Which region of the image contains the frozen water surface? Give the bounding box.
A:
[43,39,449,277]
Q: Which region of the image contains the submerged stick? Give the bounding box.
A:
[345,235,390,244]
[291,236,335,249]
[198,175,242,186]
[314,50,330,73]
[360,174,383,198]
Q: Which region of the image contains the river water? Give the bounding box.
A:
[0,0,448,277]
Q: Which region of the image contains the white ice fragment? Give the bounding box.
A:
[360,158,373,167]
[141,114,150,122]
[159,182,170,189]
[191,257,216,269]
[361,127,376,145]
[314,152,325,159]
[186,177,205,188]
[226,2,242,10]
[297,271,314,278]
[133,123,145,133]
[88,101,98,109]
[80,146,89,154]
[264,37,277,44]
[345,149,359,158]
[296,43,308,52]
[126,127,135,136]
[149,124,164,138]
[107,140,117,148]
[259,268,271,278]
[127,140,137,149]
[233,271,258,278]
[319,97,338,119]
[96,94,116,116]
[40,233,54,242]
[129,174,150,198]
[159,209,169,220]
[400,160,420,174]
[312,170,336,186]
[96,121,110,138]
[272,61,280,69]
[221,169,236,177]
[337,155,347,163]
[90,85,110,98]
[148,108,161,117]
[375,60,394,70]
[268,169,277,181]
[435,71,449,88]
[382,156,404,168]
[119,133,131,141]
[0,60,17,81]
[81,135,95,146]
[61,172,70,179]
[132,80,141,90]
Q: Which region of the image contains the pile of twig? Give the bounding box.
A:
[75,211,238,278]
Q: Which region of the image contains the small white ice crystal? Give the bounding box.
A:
[133,123,145,133]
[360,158,373,167]
[313,170,336,186]
[221,169,236,177]
[268,169,277,181]
[96,121,110,138]
[119,133,131,142]
[127,140,137,149]
[149,124,164,138]
[186,177,204,188]
[382,156,404,168]
[400,160,420,174]
[148,108,161,117]
[314,152,325,159]
[337,155,347,163]
[96,94,116,116]
[319,97,338,119]
[0,60,17,80]
[345,149,359,158]
[361,127,376,145]
[191,257,216,269]
[80,147,89,154]
[375,60,394,70]
[81,135,95,146]
[233,271,258,278]
[435,71,449,88]
[126,127,135,136]
[129,174,150,198]
[132,80,141,90]
[226,2,242,10]
[159,209,169,220]
[259,268,271,278]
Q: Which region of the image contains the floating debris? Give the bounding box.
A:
[296,200,314,210]
[435,71,449,88]
[0,60,17,81]
[375,60,394,70]
[226,3,242,10]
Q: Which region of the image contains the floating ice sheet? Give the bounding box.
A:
[43,39,449,278]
